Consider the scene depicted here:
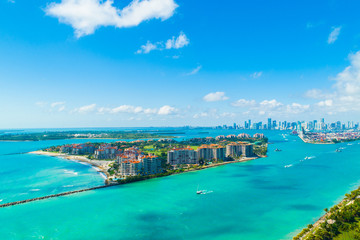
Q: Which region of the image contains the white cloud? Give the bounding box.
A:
[304,89,328,99]
[136,41,158,54]
[58,105,66,112]
[328,26,341,44]
[259,99,283,108]
[136,32,189,54]
[317,99,333,107]
[110,105,143,114]
[307,51,360,114]
[158,105,177,115]
[185,65,202,76]
[74,103,97,113]
[286,103,310,114]
[165,32,189,49]
[96,104,176,115]
[45,0,178,38]
[231,99,256,107]
[193,112,209,119]
[203,92,229,102]
[51,101,65,108]
[250,71,263,79]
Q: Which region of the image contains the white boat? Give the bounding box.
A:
[197,185,203,194]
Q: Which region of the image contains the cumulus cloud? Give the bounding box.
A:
[317,99,333,107]
[73,103,97,113]
[307,51,360,114]
[328,26,341,44]
[286,103,310,114]
[136,41,158,54]
[260,99,283,108]
[45,0,178,38]
[95,104,176,115]
[203,92,229,102]
[165,31,189,49]
[231,98,309,117]
[158,105,177,115]
[136,32,189,54]
[231,99,256,107]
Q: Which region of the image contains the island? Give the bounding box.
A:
[31,133,268,185]
[298,130,360,144]
[0,130,174,141]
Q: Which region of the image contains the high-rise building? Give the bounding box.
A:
[268,118,272,130]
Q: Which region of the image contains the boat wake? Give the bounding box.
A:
[29,189,40,192]
[199,190,213,195]
[284,164,293,168]
[64,170,78,176]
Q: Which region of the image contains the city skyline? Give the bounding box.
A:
[1,0,360,128]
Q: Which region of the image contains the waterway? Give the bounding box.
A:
[0,128,359,239]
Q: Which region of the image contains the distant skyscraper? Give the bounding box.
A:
[268,118,271,130]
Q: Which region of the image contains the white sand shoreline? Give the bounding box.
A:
[28,151,112,183]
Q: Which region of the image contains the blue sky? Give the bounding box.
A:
[1,0,360,128]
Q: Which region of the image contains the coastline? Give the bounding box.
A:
[293,187,360,240]
[3,150,263,209]
[29,151,111,182]
[29,150,261,181]
[298,134,335,144]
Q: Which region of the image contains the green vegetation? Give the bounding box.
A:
[294,187,360,240]
[0,131,174,141]
[332,138,360,144]
[253,144,268,156]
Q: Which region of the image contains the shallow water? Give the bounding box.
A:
[0,129,359,239]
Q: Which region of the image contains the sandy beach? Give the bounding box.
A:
[29,151,112,182]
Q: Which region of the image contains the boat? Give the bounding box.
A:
[274,148,282,152]
[335,149,342,152]
[196,185,203,194]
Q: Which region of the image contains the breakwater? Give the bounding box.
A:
[0,184,118,208]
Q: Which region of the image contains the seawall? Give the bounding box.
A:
[0,184,119,208]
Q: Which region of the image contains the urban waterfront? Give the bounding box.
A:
[1,129,360,239]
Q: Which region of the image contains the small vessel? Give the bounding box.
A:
[304,157,309,160]
[196,185,203,194]
[284,164,293,168]
[335,149,342,152]
[274,148,282,152]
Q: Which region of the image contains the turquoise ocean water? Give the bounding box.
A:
[0,129,360,239]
